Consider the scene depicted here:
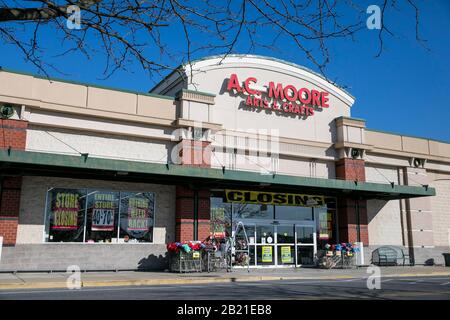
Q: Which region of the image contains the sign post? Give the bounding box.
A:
[354,242,365,266]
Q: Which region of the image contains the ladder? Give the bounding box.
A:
[231,221,251,272]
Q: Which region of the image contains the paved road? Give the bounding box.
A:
[0,276,449,300]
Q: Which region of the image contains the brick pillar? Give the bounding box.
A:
[0,119,28,149]
[174,130,212,242]
[175,186,195,242]
[175,186,211,242]
[179,139,211,167]
[0,118,27,245]
[336,158,369,244]
[337,198,369,244]
[0,177,22,245]
[335,158,365,182]
[197,190,211,242]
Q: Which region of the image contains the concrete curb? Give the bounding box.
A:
[1,271,449,291]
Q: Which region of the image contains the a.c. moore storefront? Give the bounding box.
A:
[0,55,448,271]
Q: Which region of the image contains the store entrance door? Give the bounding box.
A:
[236,220,317,267]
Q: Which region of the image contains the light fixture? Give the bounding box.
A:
[0,104,14,119]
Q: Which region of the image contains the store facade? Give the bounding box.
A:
[0,55,448,271]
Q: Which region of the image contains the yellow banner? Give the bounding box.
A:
[262,246,273,263]
[281,246,293,264]
[225,190,325,207]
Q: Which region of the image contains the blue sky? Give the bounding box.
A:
[1,0,449,141]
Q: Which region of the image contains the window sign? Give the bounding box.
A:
[210,196,232,238]
[85,190,119,243]
[262,246,273,263]
[45,188,155,243]
[120,192,155,243]
[45,188,86,242]
[92,195,116,231]
[281,246,293,264]
[317,208,333,240]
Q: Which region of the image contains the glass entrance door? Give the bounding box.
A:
[235,221,316,267]
[276,224,295,266]
[256,224,275,266]
[296,225,316,266]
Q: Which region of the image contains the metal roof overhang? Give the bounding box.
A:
[0,150,435,200]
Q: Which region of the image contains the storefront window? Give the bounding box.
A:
[315,197,337,249]
[119,192,155,243]
[210,197,232,238]
[257,245,275,266]
[297,246,314,265]
[276,225,295,243]
[256,224,274,244]
[275,206,313,220]
[45,188,86,242]
[278,245,295,265]
[45,188,155,243]
[296,226,314,244]
[232,203,274,220]
[85,190,119,243]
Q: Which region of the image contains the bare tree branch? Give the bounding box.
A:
[0,0,427,82]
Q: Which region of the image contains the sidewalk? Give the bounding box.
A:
[1,266,449,290]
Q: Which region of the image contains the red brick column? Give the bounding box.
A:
[0,118,27,245]
[174,133,212,242]
[336,158,365,182]
[336,158,369,244]
[175,187,211,242]
[337,198,369,244]
[197,190,211,242]
[0,177,22,245]
[0,119,28,149]
[175,186,195,242]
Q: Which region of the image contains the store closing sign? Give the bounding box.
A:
[262,246,273,263]
[52,192,80,230]
[281,247,293,264]
[226,74,330,117]
[92,193,116,231]
[225,190,325,207]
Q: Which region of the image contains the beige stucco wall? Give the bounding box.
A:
[16,176,176,245]
[26,125,173,164]
[366,164,403,245]
[0,71,177,122]
[365,164,399,184]
[367,199,403,246]
[429,175,450,247]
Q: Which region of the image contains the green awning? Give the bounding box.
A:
[0,149,435,200]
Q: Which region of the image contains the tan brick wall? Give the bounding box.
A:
[430,178,450,247]
[367,199,403,246]
[365,165,403,246]
[16,176,175,244]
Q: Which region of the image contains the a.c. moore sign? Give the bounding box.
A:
[226,73,330,117]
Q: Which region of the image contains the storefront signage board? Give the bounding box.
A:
[225,190,324,207]
[226,73,330,118]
